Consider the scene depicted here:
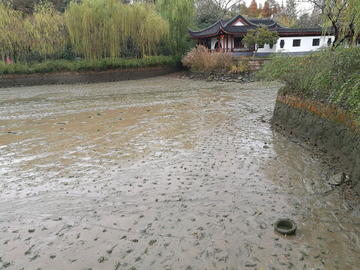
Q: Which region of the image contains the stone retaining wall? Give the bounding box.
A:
[184,59,267,82]
[188,70,253,83]
[0,66,182,88]
[232,58,268,70]
[272,93,360,194]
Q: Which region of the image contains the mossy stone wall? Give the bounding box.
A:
[273,93,360,195]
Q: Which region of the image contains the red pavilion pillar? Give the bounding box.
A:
[222,35,225,52]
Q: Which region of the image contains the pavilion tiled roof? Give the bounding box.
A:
[188,14,323,38]
[275,27,323,35]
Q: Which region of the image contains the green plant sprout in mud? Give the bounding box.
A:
[107,245,117,254]
[98,256,106,263]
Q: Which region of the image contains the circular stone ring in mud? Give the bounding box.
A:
[274,219,297,235]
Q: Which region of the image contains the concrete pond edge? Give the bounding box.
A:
[0,66,182,88]
[272,92,360,196]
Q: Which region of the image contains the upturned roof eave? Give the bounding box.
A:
[188,32,220,38]
[188,24,234,38]
[189,28,251,38]
[188,28,221,38]
[187,19,222,34]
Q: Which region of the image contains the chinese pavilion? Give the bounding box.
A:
[188,14,338,55]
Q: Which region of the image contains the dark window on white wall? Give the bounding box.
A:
[312,39,320,46]
[327,38,332,46]
[280,40,285,48]
[293,39,301,47]
[269,44,274,49]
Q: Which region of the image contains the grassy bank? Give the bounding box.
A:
[0,55,181,76]
[256,47,360,115]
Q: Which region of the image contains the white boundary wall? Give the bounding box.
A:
[257,36,335,54]
[210,35,339,54]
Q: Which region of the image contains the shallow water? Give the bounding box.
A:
[0,76,359,270]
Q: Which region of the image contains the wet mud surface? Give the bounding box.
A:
[0,76,359,270]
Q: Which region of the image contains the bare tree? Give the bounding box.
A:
[195,0,243,25]
[304,0,359,48]
[212,0,243,17]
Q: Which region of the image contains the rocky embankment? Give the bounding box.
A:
[178,70,254,83]
[273,93,360,199]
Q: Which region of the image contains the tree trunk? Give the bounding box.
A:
[253,47,258,57]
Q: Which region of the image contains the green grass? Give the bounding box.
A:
[0,55,181,75]
[256,46,360,115]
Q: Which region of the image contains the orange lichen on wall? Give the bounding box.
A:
[277,94,360,133]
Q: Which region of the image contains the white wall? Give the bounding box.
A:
[210,36,234,50]
[211,37,222,50]
[257,43,277,53]
[210,35,336,53]
[275,36,334,53]
[211,37,217,50]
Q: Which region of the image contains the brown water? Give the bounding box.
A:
[0,76,359,270]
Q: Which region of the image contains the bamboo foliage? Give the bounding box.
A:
[65,0,169,60]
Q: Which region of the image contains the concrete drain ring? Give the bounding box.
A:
[274,219,297,235]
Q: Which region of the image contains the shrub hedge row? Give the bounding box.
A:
[0,55,181,75]
[256,47,360,115]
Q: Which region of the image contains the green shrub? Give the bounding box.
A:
[0,55,180,75]
[257,47,360,114]
[228,61,251,74]
[0,61,6,74]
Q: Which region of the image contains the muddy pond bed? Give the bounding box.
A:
[0,75,359,269]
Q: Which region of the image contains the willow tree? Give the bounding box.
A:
[29,2,68,59]
[65,0,168,60]
[0,2,29,62]
[108,2,169,58]
[157,0,195,55]
[65,0,107,60]
[130,3,169,57]
[332,0,360,46]
[309,0,360,48]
